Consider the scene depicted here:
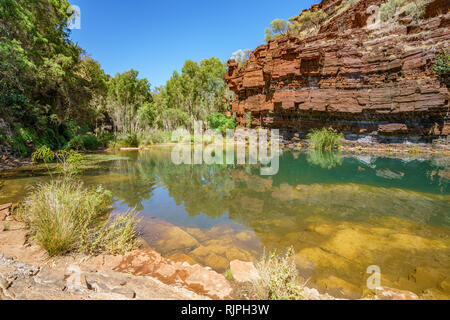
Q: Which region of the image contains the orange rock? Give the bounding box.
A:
[224,0,450,138]
[229,260,260,283]
[116,249,232,299]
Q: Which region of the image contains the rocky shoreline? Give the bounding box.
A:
[0,202,425,300]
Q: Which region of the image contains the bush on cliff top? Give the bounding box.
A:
[265,19,289,42]
[380,0,432,22]
[307,128,343,151]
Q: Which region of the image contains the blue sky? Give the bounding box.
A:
[69,0,317,87]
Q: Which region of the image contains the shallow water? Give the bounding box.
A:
[1,148,449,299]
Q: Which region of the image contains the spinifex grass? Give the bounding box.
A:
[307,128,343,151]
[17,179,141,256]
[250,247,305,300]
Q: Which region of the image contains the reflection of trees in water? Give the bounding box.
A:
[307,150,343,169]
[95,157,157,211]
[97,149,449,227]
[143,152,236,218]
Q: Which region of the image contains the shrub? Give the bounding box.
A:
[36,128,62,150]
[207,112,236,133]
[250,247,304,300]
[97,132,114,147]
[8,135,28,156]
[265,19,289,42]
[433,50,450,86]
[380,0,405,22]
[55,149,84,178]
[138,130,173,146]
[66,134,99,151]
[307,128,343,150]
[231,49,252,68]
[404,0,430,21]
[123,133,139,148]
[17,180,141,256]
[298,8,327,30]
[31,145,55,163]
[307,150,343,169]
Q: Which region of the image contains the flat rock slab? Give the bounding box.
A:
[230,260,260,283]
[0,254,207,300]
[116,249,233,300]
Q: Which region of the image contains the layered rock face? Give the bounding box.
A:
[225,0,450,140]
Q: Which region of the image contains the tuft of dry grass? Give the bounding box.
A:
[17,179,141,256]
[250,247,305,300]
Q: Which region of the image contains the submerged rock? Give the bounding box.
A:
[367,287,419,300]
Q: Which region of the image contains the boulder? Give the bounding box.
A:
[229,260,260,283]
[115,249,232,300]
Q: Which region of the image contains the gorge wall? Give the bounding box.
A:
[225,0,450,141]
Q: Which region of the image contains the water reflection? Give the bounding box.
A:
[1,148,449,298]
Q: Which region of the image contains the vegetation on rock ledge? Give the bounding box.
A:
[307,128,343,151]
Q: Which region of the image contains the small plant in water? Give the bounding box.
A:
[307,128,343,151]
[250,247,304,300]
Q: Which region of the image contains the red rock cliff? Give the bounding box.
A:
[225,0,450,139]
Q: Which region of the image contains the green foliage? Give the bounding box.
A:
[67,134,99,151]
[307,150,343,169]
[298,8,327,30]
[17,179,140,256]
[55,150,84,177]
[269,9,328,41]
[31,146,55,163]
[0,0,110,156]
[138,130,173,146]
[207,113,236,133]
[123,134,139,148]
[433,50,450,86]
[107,69,152,135]
[251,248,304,300]
[265,19,289,42]
[1,0,234,155]
[307,128,343,151]
[404,0,429,21]
[224,268,234,281]
[380,0,405,21]
[151,58,234,131]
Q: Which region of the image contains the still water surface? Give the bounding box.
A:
[1,147,449,298]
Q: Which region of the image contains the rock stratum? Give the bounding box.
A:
[225,0,450,140]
